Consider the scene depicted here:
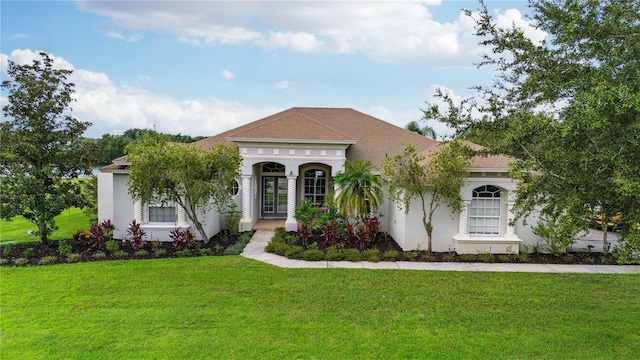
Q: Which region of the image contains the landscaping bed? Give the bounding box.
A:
[0,230,253,267]
[266,227,622,264]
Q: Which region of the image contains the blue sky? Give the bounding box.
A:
[1,1,544,139]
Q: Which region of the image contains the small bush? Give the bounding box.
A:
[325,246,343,261]
[284,234,298,245]
[223,242,245,255]
[127,219,148,250]
[175,249,193,258]
[199,248,213,256]
[267,242,289,256]
[92,252,106,260]
[403,252,418,261]
[302,249,325,261]
[105,240,120,253]
[0,258,9,266]
[382,250,399,262]
[361,249,381,262]
[22,248,35,259]
[518,253,530,263]
[38,256,57,266]
[154,248,167,257]
[3,245,13,257]
[442,252,456,262]
[274,227,287,239]
[66,253,82,263]
[223,203,241,236]
[114,250,128,259]
[308,241,319,250]
[284,246,304,259]
[497,255,511,263]
[14,258,28,267]
[460,254,477,262]
[477,253,495,263]
[134,249,149,257]
[57,241,72,256]
[343,249,361,262]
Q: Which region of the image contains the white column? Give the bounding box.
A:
[239,175,252,231]
[506,201,516,236]
[134,200,143,223]
[285,175,298,232]
[458,201,470,235]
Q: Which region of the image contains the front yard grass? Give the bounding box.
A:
[2,257,639,359]
[0,207,93,245]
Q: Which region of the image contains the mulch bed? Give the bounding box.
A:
[0,231,249,266]
[1,230,620,266]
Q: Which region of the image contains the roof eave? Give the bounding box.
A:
[227,137,357,145]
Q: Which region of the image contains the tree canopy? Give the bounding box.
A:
[424,0,640,251]
[381,141,471,252]
[126,134,241,242]
[1,52,94,243]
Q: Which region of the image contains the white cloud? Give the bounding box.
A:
[75,1,544,66]
[2,49,281,138]
[9,33,30,40]
[274,80,294,90]
[221,69,235,80]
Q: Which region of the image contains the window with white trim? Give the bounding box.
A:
[304,169,326,206]
[148,204,176,223]
[469,185,501,235]
[231,179,239,197]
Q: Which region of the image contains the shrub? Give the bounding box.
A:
[170,227,195,251]
[57,241,72,256]
[274,227,287,239]
[22,248,34,258]
[382,250,399,262]
[0,258,9,266]
[175,249,193,257]
[154,248,167,257]
[284,234,298,245]
[89,219,116,250]
[127,219,147,251]
[403,252,418,261]
[533,213,581,256]
[92,252,106,260]
[114,250,128,259]
[199,248,213,256]
[497,255,511,263]
[361,249,381,262]
[613,230,640,265]
[302,249,325,261]
[38,256,57,266]
[325,246,344,261]
[323,220,339,247]
[266,242,289,256]
[223,242,245,255]
[2,245,12,258]
[223,202,242,236]
[105,239,120,253]
[343,248,361,262]
[477,253,495,263]
[442,252,456,262]
[460,254,477,262]
[14,258,28,267]
[344,222,355,244]
[238,232,253,243]
[66,253,82,263]
[134,249,149,257]
[72,230,92,246]
[284,246,304,259]
[308,241,319,250]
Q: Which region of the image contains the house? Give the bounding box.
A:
[98,107,539,253]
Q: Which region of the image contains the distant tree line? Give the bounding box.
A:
[88,129,207,165]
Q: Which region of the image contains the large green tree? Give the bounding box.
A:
[333,160,384,219]
[425,0,640,251]
[1,52,94,244]
[381,141,471,253]
[126,134,241,242]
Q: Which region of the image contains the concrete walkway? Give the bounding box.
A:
[241,230,640,274]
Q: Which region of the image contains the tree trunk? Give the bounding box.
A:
[38,219,48,245]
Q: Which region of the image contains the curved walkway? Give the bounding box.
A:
[241,230,640,274]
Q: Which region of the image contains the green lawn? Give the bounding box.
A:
[2,257,639,359]
[0,207,94,245]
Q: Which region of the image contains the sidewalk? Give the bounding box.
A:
[241,230,640,274]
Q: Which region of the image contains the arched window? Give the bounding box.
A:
[230,179,239,197]
[304,169,326,206]
[469,185,501,235]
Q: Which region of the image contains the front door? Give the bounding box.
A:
[262,177,288,218]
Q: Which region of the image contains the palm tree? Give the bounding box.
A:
[333,160,384,219]
[405,120,437,140]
